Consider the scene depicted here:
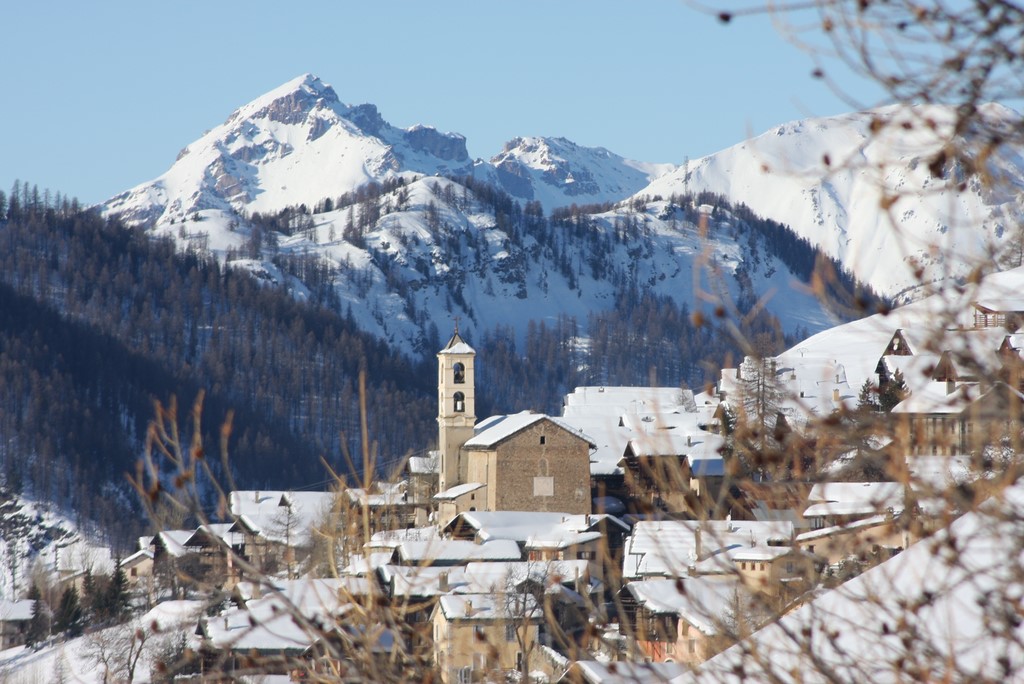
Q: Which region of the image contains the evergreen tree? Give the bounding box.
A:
[54,585,84,637]
[81,568,98,622]
[857,379,878,412]
[106,561,130,620]
[879,369,908,412]
[25,584,48,648]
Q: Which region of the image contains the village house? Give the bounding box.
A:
[0,599,34,650]
[691,544,817,602]
[622,519,794,580]
[181,523,242,589]
[443,510,630,585]
[405,451,440,525]
[432,593,543,684]
[795,514,909,568]
[619,429,725,516]
[891,381,1024,456]
[558,385,718,508]
[119,548,155,605]
[150,529,199,597]
[391,538,522,567]
[341,482,418,534]
[801,482,905,530]
[195,578,363,678]
[619,577,759,665]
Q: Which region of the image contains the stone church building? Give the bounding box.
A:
[434,330,594,526]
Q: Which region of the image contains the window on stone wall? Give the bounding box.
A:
[540,435,546,445]
[454,392,465,412]
[453,362,465,384]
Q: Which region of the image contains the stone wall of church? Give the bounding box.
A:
[489,421,592,515]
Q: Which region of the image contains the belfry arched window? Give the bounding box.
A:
[453,362,466,384]
[454,392,465,413]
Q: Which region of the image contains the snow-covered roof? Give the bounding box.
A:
[437,593,542,622]
[795,513,893,543]
[433,482,485,501]
[562,386,695,417]
[624,430,726,476]
[381,560,595,598]
[340,551,393,577]
[623,520,793,578]
[344,482,406,509]
[0,599,34,622]
[556,415,632,476]
[380,564,470,597]
[365,526,439,550]
[394,538,522,565]
[183,523,238,548]
[228,490,337,547]
[450,510,629,545]
[201,591,352,653]
[438,331,475,355]
[233,577,373,605]
[155,529,197,557]
[626,577,749,636]
[906,454,976,490]
[464,411,594,449]
[120,548,154,567]
[803,482,905,518]
[461,560,595,594]
[891,381,974,415]
[408,452,440,475]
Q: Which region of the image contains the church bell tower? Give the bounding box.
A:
[437,327,476,493]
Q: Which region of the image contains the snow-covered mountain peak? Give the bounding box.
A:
[230,72,341,126]
[483,135,675,209]
[103,74,479,224]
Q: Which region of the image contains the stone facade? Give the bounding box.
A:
[466,419,592,515]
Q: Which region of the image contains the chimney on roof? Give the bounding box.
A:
[833,388,840,402]
[464,599,473,617]
[439,571,449,592]
[687,434,692,447]
[254,490,259,502]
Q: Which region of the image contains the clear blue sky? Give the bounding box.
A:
[1,1,886,206]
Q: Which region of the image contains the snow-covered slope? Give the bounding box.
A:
[0,487,113,601]
[128,173,844,356]
[478,136,675,210]
[719,265,1024,432]
[640,104,1024,301]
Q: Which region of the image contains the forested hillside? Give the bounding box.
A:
[0,197,438,543]
[0,182,874,545]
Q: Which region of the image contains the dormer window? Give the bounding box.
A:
[454,392,465,413]
[453,362,465,384]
